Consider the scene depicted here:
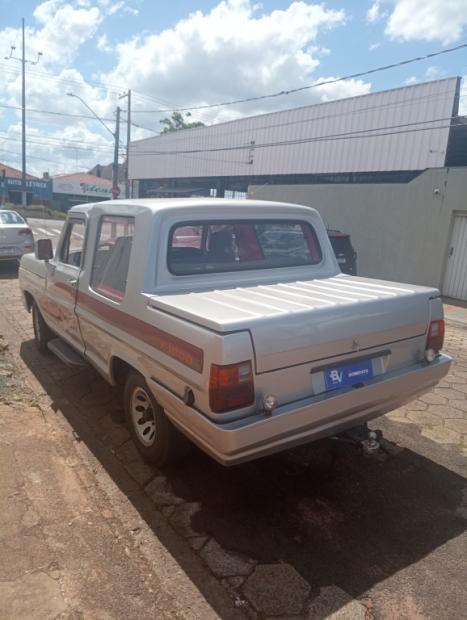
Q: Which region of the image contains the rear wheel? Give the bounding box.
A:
[124,371,191,467]
[32,301,53,354]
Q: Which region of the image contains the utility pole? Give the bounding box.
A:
[1,169,6,207]
[126,90,131,199]
[112,106,121,199]
[119,90,131,198]
[67,93,121,200]
[4,19,42,207]
[21,19,26,207]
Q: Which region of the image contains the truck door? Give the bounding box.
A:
[44,216,86,353]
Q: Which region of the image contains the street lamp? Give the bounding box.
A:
[66,92,121,199]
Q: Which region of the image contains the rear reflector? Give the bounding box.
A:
[209,360,255,413]
[426,319,445,353]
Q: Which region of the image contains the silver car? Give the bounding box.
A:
[0,210,34,260]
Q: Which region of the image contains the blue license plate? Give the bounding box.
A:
[324,359,373,391]
[0,246,19,256]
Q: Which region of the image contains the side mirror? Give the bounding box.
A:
[35,238,54,261]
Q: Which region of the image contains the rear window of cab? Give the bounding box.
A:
[168,220,322,276]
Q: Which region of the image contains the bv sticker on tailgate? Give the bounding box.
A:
[324,359,373,391]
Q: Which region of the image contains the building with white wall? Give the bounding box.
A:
[129,77,467,299]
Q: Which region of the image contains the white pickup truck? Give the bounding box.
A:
[19,199,451,466]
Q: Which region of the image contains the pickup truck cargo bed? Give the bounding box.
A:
[148,275,435,373]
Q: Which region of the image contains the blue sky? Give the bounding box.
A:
[0,0,466,175]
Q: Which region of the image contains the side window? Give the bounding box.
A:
[91,216,134,301]
[60,219,85,267]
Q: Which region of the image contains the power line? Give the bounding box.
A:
[0,148,63,166]
[0,134,115,153]
[1,130,114,150]
[0,102,118,123]
[0,60,193,114]
[0,102,159,135]
[0,62,126,97]
[129,87,467,144]
[132,42,467,113]
[130,115,462,157]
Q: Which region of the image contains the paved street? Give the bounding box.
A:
[0,269,466,619]
[26,218,64,248]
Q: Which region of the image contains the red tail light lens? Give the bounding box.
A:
[427,319,445,353]
[19,228,33,236]
[209,360,255,413]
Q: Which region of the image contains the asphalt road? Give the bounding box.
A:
[27,217,64,248]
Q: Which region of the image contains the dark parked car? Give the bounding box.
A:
[328,229,357,275]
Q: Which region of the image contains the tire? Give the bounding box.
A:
[32,301,53,354]
[124,370,191,467]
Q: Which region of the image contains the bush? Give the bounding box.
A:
[47,209,67,219]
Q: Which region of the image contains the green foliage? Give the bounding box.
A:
[47,209,67,219]
[160,111,205,133]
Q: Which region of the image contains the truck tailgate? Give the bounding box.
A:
[148,275,436,373]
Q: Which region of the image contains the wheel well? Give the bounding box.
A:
[111,357,134,385]
[24,291,33,312]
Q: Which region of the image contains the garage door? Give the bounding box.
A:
[443,213,467,301]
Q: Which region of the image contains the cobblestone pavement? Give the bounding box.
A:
[0,267,466,620]
[385,316,467,458]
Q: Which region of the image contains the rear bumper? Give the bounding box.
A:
[157,354,452,466]
[0,245,34,260]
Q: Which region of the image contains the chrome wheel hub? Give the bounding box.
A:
[131,387,156,447]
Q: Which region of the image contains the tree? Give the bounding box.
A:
[160,111,205,133]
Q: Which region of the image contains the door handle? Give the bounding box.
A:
[449,247,454,258]
[68,278,78,286]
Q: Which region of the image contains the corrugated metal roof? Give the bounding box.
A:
[129,77,460,180]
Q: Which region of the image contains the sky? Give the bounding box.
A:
[0,0,467,177]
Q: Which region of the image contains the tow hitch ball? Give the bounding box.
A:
[332,424,382,454]
[361,430,381,455]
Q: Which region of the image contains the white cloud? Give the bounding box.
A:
[32,1,102,65]
[425,65,444,79]
[367,2,382,23]
[101,0,369,127]
[97,33,113,53]
[0,1,373,175]
[403,76,418,85]
[98,0,139,16]
[369,42,381,50]
[0,1,118,174]
[311,77,371,101]
[385,0,467,44]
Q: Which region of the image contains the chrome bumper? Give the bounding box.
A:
[159,354,452,466]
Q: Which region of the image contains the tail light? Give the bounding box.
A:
[209,360,255,413]
[426,319,445,353]
[19,228,33,236]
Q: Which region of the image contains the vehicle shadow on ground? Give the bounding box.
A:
[0,260,19,280]
[20,338,466,619]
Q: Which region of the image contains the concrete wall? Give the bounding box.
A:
[249,167,467,289]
